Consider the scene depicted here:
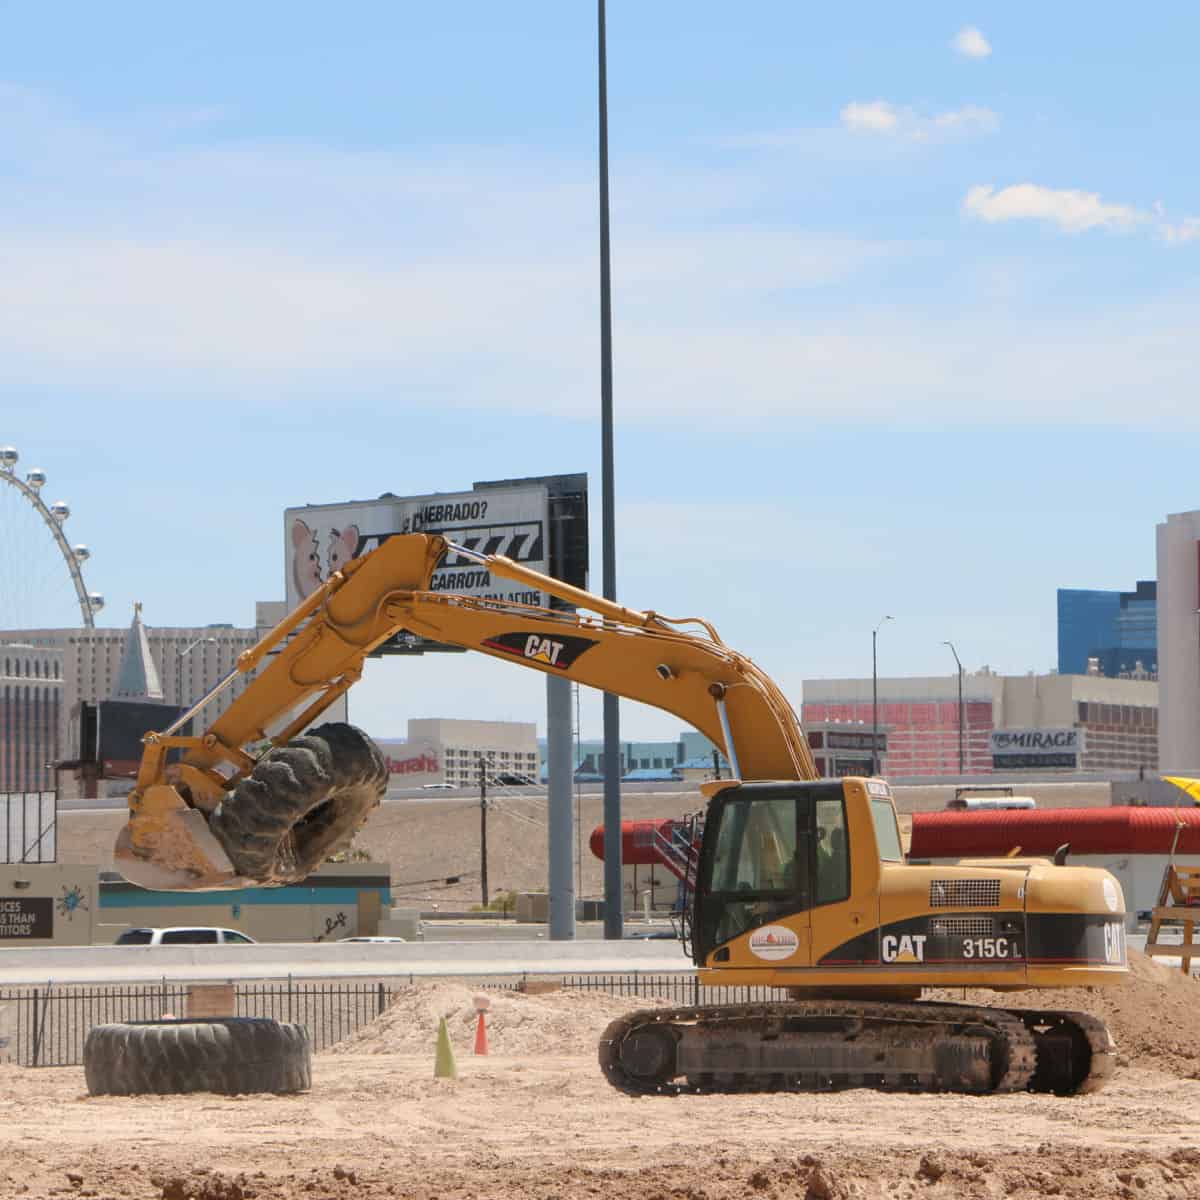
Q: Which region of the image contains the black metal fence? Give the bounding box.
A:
[0,973,778,1068]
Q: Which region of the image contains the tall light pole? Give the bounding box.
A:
[176,636,215,706]
[598,0,622,940]
[871,616,893,776]
[943,641,964,774]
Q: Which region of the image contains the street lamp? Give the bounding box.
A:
[598,0,622,941]
[177,637,216,706]
[871,616,893,776]
[943,641,964,774]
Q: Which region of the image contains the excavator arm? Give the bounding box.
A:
[115,533,815,891]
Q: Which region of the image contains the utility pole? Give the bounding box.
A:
[872,616,893,776]
[478,753,489,907]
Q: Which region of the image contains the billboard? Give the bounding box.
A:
[285,485,551,613]
[990,728,1082,770]
[76,700,190,778]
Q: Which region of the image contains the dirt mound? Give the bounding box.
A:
[328,981,665,1056]
[929,948,1200,1076]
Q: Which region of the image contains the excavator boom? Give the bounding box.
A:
[116,533,812,890]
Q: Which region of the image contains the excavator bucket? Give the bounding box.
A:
[113,722,389,892]
[114,783,248,892]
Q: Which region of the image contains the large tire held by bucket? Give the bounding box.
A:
[83,1018,311,1096]
[209,722,387,886]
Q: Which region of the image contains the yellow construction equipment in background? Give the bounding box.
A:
[1144,776,1200,973]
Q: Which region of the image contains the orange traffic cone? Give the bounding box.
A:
[474,1010,489,1056]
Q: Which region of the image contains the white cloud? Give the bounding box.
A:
[840,101,900,133]
[963,183,1145,233]
[3,85,1200,436]
[953,26,992,58]
[1162,217,1200,245]
[966,183,1200,246]
[840,101,997,140]
[931,105,998,133]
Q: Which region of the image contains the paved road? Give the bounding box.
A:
[0,933,691,986]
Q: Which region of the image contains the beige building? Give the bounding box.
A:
[0,609,287,796]
[96,861,391,944]
[0,643,64,793]
[1157,510,1200,775]
[402,718,540,787]
[0,861,391,947]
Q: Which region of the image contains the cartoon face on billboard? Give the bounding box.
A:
[289,518,361,601]
[326,527,357,576]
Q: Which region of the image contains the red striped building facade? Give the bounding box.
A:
[803,672,1157,779]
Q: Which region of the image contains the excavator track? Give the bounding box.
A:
[598,1000,1113,1097]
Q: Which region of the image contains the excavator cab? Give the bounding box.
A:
[689,779,883,968]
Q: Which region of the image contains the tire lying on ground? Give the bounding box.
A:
[209,722,388,886]
[83,1018,311,1096]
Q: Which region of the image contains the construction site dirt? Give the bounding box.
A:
[3,952,1200,1200]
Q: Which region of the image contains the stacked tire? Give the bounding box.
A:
[83,1018,311,1096]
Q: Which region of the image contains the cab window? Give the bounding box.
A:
[711,797,804,896]
[704,795,810,949]
[161,929,218,944]
[223,931,254,944]
[815,797,850,905]
[870,798,904,862]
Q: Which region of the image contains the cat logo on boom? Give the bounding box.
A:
[524,635,566,665]
[481,631,600,670]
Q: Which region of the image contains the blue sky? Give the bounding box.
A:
[2,4,1197,740]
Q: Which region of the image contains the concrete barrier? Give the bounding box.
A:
[0,936,691,985]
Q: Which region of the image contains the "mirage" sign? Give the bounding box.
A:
[990,728,1082,769]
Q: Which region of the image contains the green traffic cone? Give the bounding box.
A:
[434,1016,458,1080]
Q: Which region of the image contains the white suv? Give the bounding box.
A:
[114,927,257,946]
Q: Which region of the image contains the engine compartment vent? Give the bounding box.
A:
[929,879,1002,908]
[929,915,995,937]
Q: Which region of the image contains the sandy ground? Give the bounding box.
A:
[4,956,1200,1200]
[58,781,1112,908]
[2,1040,1197,1199]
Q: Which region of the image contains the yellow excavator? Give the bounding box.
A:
[114,533,1126,1096]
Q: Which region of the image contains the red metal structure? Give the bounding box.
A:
[911,807,1200,859]
[589,819,700,883]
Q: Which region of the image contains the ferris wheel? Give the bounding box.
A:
[0,445,103,631]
